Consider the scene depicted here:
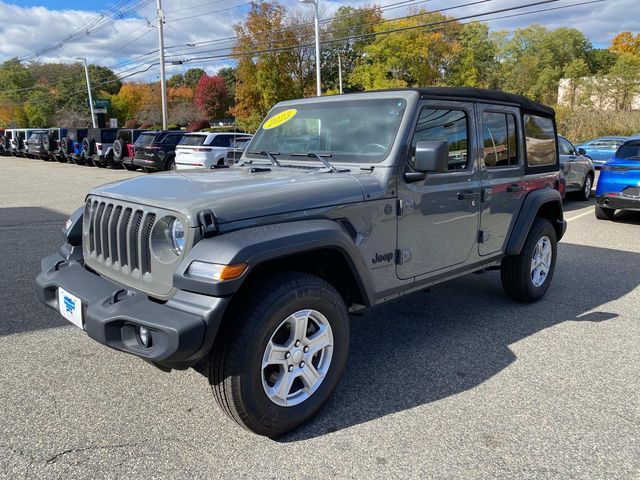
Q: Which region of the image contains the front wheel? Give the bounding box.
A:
[501,218,557,303]
[208,272,350,437]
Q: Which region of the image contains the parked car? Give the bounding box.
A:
[594,137,640,220]
[558,135,595,201]
[132,130,186,171]
[10,129,27,156]
[0,129,13,155]
[112,129,146,171]
[61,129,89,165]
[44,128,70,162]
[224,137,252,165]
[37,87,566,437]
[174,132,252,170]
[575,136,626,168]
[26,131,50,159]
[82,128,119,168]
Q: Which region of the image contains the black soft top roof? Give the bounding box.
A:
[413,87,555,116]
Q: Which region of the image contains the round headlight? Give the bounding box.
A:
[169,218,185,255]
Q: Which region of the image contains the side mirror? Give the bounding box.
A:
[414,140,449,172]
[577,147,587,156]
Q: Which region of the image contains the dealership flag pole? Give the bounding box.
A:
[157,0,168,130]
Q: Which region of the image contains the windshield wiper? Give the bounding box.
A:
[290,152,341,172]
[248,150,281,167]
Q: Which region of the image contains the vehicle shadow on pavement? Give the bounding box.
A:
[280,242,640,442]
[0,207,70,336]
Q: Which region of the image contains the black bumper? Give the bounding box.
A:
[36,251,230,370]
[596,195,640,211]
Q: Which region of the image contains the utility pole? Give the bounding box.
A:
[76,57,97,128]
[300,0,321,96]
[156,0,168,130]
[338,54,343,94]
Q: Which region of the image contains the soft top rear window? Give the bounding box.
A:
[179,134,207,146]
[616,142,640,160]
[135,133,158,147]
[524,114,556,167]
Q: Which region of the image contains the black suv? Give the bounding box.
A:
[132,130,185,171]
[43,128,70,162]
[83,128,119,168]
[60,129,89,165]
[26,131,50,159]
[37,88,566,437]
[112,129,146,171]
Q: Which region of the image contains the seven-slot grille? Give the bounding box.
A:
[85,199,156,274]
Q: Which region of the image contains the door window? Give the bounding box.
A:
[524,114,556,167]
[559,137,576,155]
[410,108,468,170]
[482,112,518,167]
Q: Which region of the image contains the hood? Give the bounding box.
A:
[90,167,368,226]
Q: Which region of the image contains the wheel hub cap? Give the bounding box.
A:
[531,235,552,287]
[261,309,334,407]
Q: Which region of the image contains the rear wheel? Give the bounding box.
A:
[501,218,557,303]
[595,204,616,220]
[578,173,593,201]
[209,272,349,437]
[123,163,138,171]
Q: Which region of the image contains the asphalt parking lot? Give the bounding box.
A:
[0,157,638,479]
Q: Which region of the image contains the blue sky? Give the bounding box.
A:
[1,0,637,81]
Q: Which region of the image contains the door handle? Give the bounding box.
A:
[507,184,524,193]
[457,190,479,200]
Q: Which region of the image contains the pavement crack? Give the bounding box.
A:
[45,441,146,464]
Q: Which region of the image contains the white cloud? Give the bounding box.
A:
[0,0,637,83]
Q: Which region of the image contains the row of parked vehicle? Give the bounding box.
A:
[0,127,252,172]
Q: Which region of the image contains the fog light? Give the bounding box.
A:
[138,326,152,347]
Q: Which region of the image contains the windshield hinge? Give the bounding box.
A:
[397,199,414,216]
[198,209,217,238]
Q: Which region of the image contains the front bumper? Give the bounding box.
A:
[596,194,640,211]
[36,250,229,370]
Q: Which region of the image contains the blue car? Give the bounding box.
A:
[594,137,640,220]
[576,136,627,168]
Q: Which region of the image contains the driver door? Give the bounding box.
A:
[396,101,480,280]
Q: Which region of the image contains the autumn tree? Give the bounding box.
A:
[194,74,228,119]
[232,2,298,131]
[610,31,640,57]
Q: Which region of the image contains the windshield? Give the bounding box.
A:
[135,133,157,147]
[247,98,407,164]
[179,134,207,146]
[616,142,640,160]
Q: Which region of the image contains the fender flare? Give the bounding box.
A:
[506,188,565,256]
[173,219,376,306]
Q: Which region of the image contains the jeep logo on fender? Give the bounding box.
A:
[372,251,394,264]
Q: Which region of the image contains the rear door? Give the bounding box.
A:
[559,136,580,188]
[477,104,525,256]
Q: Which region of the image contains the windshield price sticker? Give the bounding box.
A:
[263,109,297,130]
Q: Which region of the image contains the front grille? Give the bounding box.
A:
[85,199,156,274]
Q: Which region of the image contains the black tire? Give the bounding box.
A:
[164,155,176,171]
[578,173,593,201]
[595,204,616,220]
[74,153,86,166]
[56,153,68,163]
[209,272,350,437]
[123,163,138,171]
[501,218,557,303]
[60,137,72,156]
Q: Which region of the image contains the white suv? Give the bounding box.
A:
[174,132,252,170]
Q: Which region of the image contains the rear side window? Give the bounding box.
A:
[102,130,117,143]
[524,114,556,167]
[211,135,231,147]
[135,133,157,147]
[179,135,207,146]
[161,134,183,145]
[482,112,518,167]
[410,108,469,171]
[615,142,640,160]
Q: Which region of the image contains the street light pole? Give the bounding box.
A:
[156,0,168,129]
[77,57,97,128]
[300,0,321,96]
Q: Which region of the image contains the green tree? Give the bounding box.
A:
[447,23,499,87]
[183,68,206,89]
[350,11,462,90]
[167,73,185,88]
[588,48,618,74]
[607,53,640,110]
[0,58,34,103]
